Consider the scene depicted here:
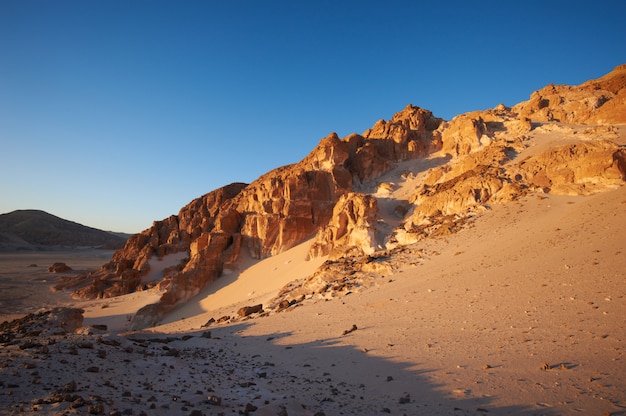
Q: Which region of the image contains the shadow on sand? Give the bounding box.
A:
[141,320,560,416]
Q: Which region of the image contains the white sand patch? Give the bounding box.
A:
[143,251,187,283]
[75,289,163,332]
[158,239,327,326]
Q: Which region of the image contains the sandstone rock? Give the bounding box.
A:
[406,165,518,228]
[513,65,626,124]
[73,182,247,300]
[515,140,626,195]
[130,303,165,331]
[238,304,263,317]
[360,105,443,179]
[74,65,626,331]
[48,262,72,273]
[308,193,379,261]
[72,104,443,320]
[440,112,494,157]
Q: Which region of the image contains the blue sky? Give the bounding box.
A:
[1,1,624,233]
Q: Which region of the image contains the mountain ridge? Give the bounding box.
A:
[0,209,129,251]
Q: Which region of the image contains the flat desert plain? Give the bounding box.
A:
[0,249,115,322]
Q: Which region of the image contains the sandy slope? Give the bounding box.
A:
[138,185,625,415]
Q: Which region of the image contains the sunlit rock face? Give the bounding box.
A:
[513,64,626,124]
[307,192,379,261]
[76,65,626,330]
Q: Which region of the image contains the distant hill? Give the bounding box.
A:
[0,210,129,251]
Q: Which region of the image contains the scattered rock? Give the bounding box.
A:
[343,324,358,335]
[207,395,222,406]
[48,262,72,273]
[76,325,108,335]
[0,307,85,337]
[399,393,411,404]
[238,304,263,317]
[201,317,215,327]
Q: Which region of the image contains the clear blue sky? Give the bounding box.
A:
[1,1,624,233]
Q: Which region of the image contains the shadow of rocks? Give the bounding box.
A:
[0,316,561,415]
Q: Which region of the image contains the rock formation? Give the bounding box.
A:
[515,140,626,195]
[307,192,379,261]
[72,182,247,300]
[513,64,626,124]
[48,262,72,273]
[73,65,626,329]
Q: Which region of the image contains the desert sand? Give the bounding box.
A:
[0,249,115,322]
[1,125,625,416]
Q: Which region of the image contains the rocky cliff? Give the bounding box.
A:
[71,65,626,329]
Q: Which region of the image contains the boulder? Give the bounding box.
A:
[48,262,72,273]
[237,304,263,317]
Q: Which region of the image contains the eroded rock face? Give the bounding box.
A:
[72,182,248,300]
[77,107,444,312]
[515,140,626,195]
[405,165,521,229]
[359,105,443,180]
[440,113,494,157]
[231,161,351,259]
[513,64,626,124]
[308,193,379,261]
[440,106,532,158]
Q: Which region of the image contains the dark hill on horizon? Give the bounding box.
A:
[0,210,129,251]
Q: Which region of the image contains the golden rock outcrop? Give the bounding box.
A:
[513,64,626,124]
[307,192,379,261]
[71,65,626,329]
[515,140,626,195]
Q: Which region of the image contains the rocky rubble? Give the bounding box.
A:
[0,309,418,416]
[0,307,85,341]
